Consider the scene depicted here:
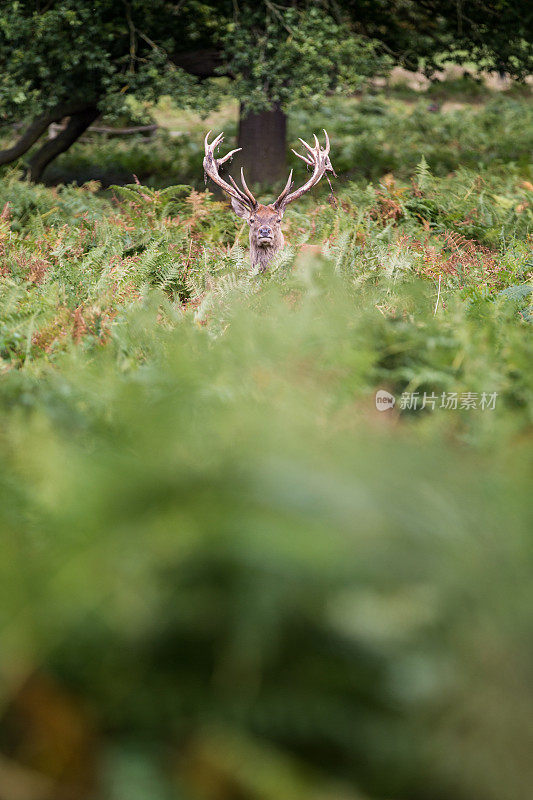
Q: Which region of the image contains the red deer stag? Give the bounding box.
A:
[203,130,335,272]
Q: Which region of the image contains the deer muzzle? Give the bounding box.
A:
[258,226,274,245]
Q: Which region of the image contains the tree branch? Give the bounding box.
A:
[0,102,98,167]
[27,106,100,182]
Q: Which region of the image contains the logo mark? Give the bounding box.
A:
[375,389,395,411]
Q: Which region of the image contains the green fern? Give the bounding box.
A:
[414,155,432,192]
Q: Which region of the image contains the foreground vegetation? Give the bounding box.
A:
[0,94,532,800]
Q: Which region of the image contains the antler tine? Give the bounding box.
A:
[205,130,224,152]
[322,129,336,175]
[239,168,258,206]
[228,174,252,203]
[298,137,315,155]
[274,169,293,208]
[218,147,242,166]
[203,130,255,208]
[292,149,313,166]
[275,130,336,209]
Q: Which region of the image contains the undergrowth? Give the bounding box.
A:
[0,159,530,372]
[0,130,532,800]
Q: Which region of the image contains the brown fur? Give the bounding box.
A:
[231,199,285,271]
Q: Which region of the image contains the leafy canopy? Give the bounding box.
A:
[0,1,389,123]
[0,0,216,122]
[219,4,390,113]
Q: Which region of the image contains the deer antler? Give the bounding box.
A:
[203,131,258,210]
[274,129,335,209]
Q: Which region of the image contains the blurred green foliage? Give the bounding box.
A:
[0,89,532,800]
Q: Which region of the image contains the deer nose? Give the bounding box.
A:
[258,226,272,237]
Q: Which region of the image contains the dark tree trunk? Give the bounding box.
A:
[27,106,99,183]
[172,48,222,78]
[235,103,287,188]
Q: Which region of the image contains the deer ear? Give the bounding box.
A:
[272,199,286,217]
[230,197,252,220]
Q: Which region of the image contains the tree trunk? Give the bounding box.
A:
[27,107,99,182]
[235,103,287,188]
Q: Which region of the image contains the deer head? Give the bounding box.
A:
[203,130,335,271]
